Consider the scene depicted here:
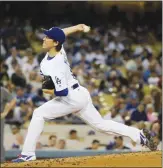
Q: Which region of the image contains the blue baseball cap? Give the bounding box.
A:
[42,27,66,44]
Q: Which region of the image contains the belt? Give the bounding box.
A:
[71,83,79,90]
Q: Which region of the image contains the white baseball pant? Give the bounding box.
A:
[22,86,141,156]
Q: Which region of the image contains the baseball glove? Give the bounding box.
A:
[42,76,55,90]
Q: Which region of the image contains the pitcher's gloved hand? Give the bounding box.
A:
[42,76,55,90]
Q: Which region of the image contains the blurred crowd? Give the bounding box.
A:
[6,123,162,151]
[0,5,162,151]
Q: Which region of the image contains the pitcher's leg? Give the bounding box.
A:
[22,97,77,156]
[76,102,141,143]
[21,110,44,156]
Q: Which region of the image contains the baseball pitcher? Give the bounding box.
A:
[12,24,157,162]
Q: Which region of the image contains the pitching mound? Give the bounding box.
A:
[1,151,162,167]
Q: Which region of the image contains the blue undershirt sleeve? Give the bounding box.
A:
[54,88,68,96]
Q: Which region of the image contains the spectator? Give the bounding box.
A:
[146,104,158,122]
[130,104,147,122]
[15,87,30,106]
[5,47,22,72]
[43,135,57,149]
[85,139,100,150]
[133,46,144,57]
[113,79,122,92]
[68,129,79,140]
[126,97,139,113]
[12,102,32,124]
[94,49,106,65]
[118,102,127,117]
[35,28,46,41]
[105,37,125,52]
[87,130,96,136]
[22,48,39,82]
[106,136,130,150]
[56,139,66,150]
[143,61,159,83]
[106,49,124,66]
[125,58,138,72]
[85,49,97,63]
[119,86,129,99]
[10,124,24,149]
[47,135,57,148]
[106,66,122,80]
[66,130,82,150]
[7,59,19,78]
[148,71,160,86]
[151,88,161,113]
[103,108,124,124]
[24,19,33,34]
[24,84,34,98]
[142,54,153,70]
[4,80,16,94]
[143,95,154,105]
[11,65,26,87]
[32,89,47,107]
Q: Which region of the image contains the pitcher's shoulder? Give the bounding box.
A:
[56,52,65,62]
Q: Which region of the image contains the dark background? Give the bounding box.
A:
[0,1,162,31]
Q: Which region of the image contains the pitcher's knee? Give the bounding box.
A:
[33,108,44,118]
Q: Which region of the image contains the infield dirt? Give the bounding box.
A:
[1,151,162,167]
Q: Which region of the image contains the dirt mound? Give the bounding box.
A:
[1,151,162,167]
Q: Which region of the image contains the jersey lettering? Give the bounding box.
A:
[55,76,61,85]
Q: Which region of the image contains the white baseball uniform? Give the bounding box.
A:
[22,47,141,156]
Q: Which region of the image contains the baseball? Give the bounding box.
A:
[83,25,90,33]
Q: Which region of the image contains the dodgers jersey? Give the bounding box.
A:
[40,47,78,92]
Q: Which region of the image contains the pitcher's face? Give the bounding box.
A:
[42,36,58,50]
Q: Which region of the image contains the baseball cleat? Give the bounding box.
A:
[12,154,36,163]
[140,129,157,151]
